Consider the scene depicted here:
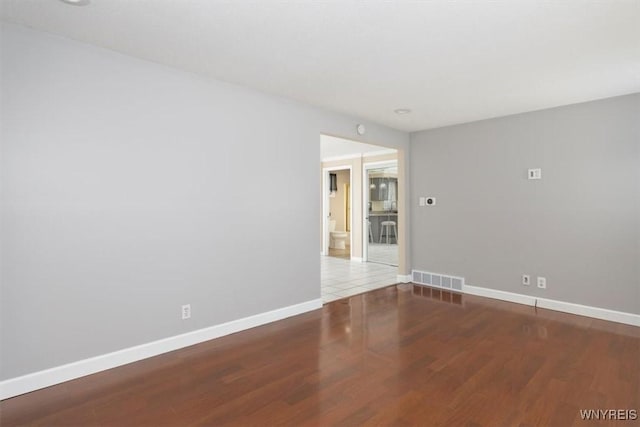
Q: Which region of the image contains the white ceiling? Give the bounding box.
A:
[2,0,639,132]
[321,135,396,162]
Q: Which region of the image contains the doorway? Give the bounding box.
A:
[322,167,352,259]
[320,135,402,303]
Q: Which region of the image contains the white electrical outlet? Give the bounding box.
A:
[522,274,530,286]
[537,277,546,289]
[419,196,425,206]
[181,304,191,320]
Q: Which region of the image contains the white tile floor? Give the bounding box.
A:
[321,255,398,303]
[367,243,399,266]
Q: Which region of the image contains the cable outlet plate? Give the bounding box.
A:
[522,274,530,286]
[528,168,542,180]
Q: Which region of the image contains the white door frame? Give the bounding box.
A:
[322,166,353,256]
[362,160,398,263]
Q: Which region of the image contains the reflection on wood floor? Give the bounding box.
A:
[1,284,638,426]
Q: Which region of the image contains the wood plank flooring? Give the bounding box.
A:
[1,284,638,426]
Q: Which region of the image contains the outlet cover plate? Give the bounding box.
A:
[537,277,546,289]
[182,304,191,320]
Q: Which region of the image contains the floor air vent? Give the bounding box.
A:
[411,269,464,291]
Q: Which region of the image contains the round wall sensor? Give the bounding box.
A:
[356,124,366,135]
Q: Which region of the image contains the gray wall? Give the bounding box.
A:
[0,23,409,380]
[410,94,640,314]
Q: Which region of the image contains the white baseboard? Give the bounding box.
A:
[397,274,412,283]
[463,285,535,306]
[462,285,640,327]
[535,297,640,326]
[0,298,322,400]
[351,257,363,262]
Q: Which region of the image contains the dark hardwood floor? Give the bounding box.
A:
[1,284,638,426]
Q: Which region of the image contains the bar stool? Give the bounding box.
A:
[379,220,397,244]
[368,220,374,243]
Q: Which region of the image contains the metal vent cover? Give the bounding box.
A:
[411,269,465,292]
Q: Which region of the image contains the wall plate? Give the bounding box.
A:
[528,168,542,180]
